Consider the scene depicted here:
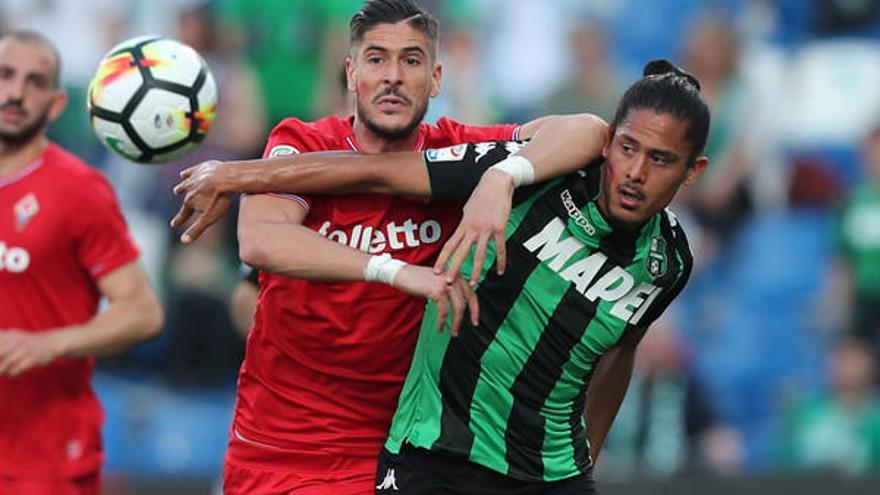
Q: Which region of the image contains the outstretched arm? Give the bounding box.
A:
[172,114,607,243]
[238,195,478,335]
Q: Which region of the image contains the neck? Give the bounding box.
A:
[351,116,420,153]
[0,136,48,178]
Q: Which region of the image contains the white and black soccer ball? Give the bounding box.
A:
[87,36,217,164]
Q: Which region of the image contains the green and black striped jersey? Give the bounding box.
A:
[385,141,693,482]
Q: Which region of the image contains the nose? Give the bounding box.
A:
[626,155,648,183]
[3,77,26,102]
[382,60,403,85]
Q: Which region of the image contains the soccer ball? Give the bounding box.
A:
[87,36,217,164]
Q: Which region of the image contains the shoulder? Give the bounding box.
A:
[429,117,518,144]
[266,115,351,154]
[44,143,111,190]
[658,208,694,279]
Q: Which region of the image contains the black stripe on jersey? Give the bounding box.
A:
[569,371,593,474]
[503,284,599,481]
[432,181,566,456]
[504,215,640,480]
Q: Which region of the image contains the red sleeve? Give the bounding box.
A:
[260,118,328,212]
[70,172,139,280]
[434,117,520,143]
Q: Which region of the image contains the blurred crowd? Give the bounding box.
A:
[4,0,880,482]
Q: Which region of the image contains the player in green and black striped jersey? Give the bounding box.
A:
[169,59,710,494]
[368,60,710,494]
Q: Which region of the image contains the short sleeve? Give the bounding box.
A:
[70,173,139,280]
[261,119,326,212]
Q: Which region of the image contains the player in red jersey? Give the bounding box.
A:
[0,31,164,495]
[170,1,599,494]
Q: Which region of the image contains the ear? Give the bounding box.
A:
[344,55,357,93]
[601,130,613,159]
[683,156,708,186]
[429,62,442,98]
[47,89,68,123]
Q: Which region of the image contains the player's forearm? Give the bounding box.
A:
[239,220,374,281]
[218,151,431,196]
[584,341,638,464]
[517,113,608,183]
[53,290,163,359]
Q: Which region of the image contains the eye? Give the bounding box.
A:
[621,143,635,154]
[405,57,421,66]
[367,56,383,65]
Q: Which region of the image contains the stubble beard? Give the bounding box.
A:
[357,97,429,142]
[0,101,51,147]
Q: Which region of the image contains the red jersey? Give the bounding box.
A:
[0,143,139,479]
[229,116,518,473]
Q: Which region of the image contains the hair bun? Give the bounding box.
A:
[642,59,701,91]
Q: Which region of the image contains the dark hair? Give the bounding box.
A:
[0,30,62,88]
[350,0,438,58]
[611,59,710,165]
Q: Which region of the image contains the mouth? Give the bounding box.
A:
[617,185,645,210]
[374,95,410,111]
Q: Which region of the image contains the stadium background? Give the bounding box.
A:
[4,0,880,493]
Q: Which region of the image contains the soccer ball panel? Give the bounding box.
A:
[106,35,162,54]
[142,39,204,87]
[88,52,143,113]
[91,117,142,161]
[129,89,191,149]
[195,71,218,136]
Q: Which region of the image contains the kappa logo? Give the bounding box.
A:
[560,189,595,236]
[376,468,399,491]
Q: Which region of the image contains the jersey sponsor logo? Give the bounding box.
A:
[0,241,31,273]
[560,188,596,236]
[268,144,300,157]
[522,218,660,324]
[425,143,467,162]
[376,468,399,491]
[14,192,39,232]
[318,218,442,253]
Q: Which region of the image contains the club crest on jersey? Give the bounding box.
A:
[648,236,667,279]
[14,192,39,232]
[268,145,300,157]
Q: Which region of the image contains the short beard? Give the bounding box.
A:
[358,98,429,142]
[0,103,51,147]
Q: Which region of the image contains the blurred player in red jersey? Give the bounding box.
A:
[170,1,600,494]
[0,31,163,495]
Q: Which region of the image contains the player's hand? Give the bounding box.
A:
[170,160,235,244]
[434,169,514,286]
[0,330,64,377]
[392,266,479,336]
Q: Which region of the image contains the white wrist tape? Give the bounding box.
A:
[489,154,536,187]
[363,253,407,285]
